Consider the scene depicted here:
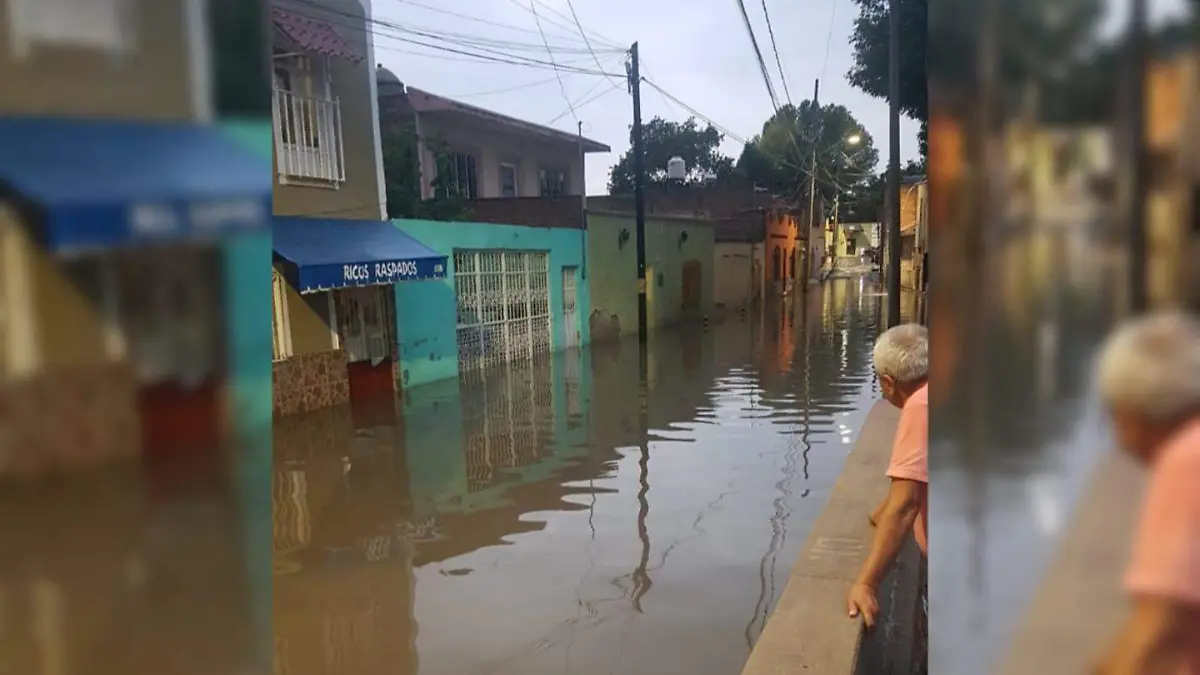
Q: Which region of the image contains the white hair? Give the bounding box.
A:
[873,324,929,384]
[1096,311,1200,422]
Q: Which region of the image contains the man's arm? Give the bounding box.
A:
[856,478,923,589]
[1095,597,1197,674]
[869,495,888,527]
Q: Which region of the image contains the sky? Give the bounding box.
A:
[372,0,923,196]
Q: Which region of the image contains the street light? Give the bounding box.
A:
[846,133,862,146]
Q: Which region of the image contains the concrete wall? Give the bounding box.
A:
[391,219,590,388]
[586,211,715,342]
[741,401,925,675]
[272,0,384,220]
[831,226,874,257]
[415,114,586,199]
[0,0,195,122]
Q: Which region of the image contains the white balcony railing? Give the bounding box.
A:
[272,88,346,184]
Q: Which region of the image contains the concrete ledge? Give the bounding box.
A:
[741,399,924,675]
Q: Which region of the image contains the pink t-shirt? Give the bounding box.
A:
[1124,418,1200,673]
[886,383,929,555]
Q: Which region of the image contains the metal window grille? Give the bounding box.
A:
[454,250,552,375]
[460,354,554,492]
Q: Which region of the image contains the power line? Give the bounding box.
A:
[444,75,562,98]
[503,0,624,50]
[640,78,748,145]
[760,0,793,105]
[546,79,623,125]
[820,0,839,81]
[528,0,577,124]
[732,0,780,110]
[562,0,626,87]
[283,4,624,78]
[391,0,607,47]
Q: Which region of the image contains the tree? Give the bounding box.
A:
[736,101,880,208]
[381,125,470,221]
[608,117,736,194]
[847,0,928,156]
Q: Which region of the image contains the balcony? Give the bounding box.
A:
[272,88,346,185]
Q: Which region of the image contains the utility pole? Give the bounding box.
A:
[578,120,588,280]
[805,79,821,289]
[1126,0,1147,313]
[629,42,649,344]
[885,0,902,327]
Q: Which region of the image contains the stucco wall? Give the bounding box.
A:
[713,242,758,311]
[586,212,715,341]
[416,115,586,200]
[272,0,384,221]
[391,219,590,388]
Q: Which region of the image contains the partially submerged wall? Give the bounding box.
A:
[740,400,925,675]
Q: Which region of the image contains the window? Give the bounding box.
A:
[272,53,344,183]
[499,163,518,198]
[442,152,478,199]
[8,0,135,58]
[539,168,567,197]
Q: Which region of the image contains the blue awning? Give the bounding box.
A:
[273,216,447,293]
[0,116,271,254]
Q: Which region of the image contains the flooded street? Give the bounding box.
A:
[272,278,901,675]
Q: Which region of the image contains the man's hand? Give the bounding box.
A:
[847,582,879,628]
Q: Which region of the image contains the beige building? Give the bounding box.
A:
[377,66,609,200]
[0,0,270,473]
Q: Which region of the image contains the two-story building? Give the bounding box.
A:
[268,0,447,417]
[0,0,272,475]
[377,65,606,200]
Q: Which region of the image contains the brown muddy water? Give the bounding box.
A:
[272,278,901,675]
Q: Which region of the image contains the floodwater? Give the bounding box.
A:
[929,223,1120,673]
[272,277,903,675]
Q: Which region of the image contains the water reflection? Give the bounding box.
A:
[272,279,899,675]
[929,225,1118,673]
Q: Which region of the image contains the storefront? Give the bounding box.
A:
[271,216,447,418]
[0,116,271,475]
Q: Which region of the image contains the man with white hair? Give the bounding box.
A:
[847,323,929,628]
[1094,311,1200,674]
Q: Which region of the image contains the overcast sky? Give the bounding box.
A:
[372,0,908,195]
[371,0,1196,195]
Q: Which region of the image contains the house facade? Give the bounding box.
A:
[377,66,608,201]
[390,215,591,389]
[269,0,448,417]
[0,0,272,476]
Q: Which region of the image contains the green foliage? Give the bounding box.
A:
[846,0,927,122]
[736,101,880,207]
[608,117,736,194]
[381,125,471,221]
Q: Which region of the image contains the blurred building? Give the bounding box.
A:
[1144,45,1198,309]
[0,0,271,475]
[898,175,928,290]
[268,0,448,417]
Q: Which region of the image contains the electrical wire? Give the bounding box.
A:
[282,4,624,78]
[444,75,562,98]
[639,78,749,145]
[820,0,839,82]
[760,0,793,105]
[732,0,780,110]
[563,0,627,88]
[527,0,577,124]
[503,0,624,50]
[391,0,610,48]
[545,80,623,126]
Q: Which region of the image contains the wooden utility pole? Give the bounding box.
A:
[805,79,821,289]
[630,42,649,342]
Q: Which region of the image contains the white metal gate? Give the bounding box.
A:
[561,265,579,349]
[454,250,552,374]
[334,286,395,364]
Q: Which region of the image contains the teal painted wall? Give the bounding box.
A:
[391,219,591,389]
[585,212,715,341]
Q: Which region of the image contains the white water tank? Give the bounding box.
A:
[667,156,686,180]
